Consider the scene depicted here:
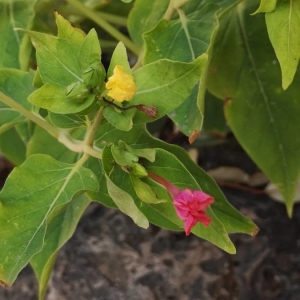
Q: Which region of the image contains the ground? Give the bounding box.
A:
[0,137,300,300]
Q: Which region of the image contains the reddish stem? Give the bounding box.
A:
[148,172,181,197]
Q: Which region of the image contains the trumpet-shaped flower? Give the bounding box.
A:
[148,172,214,235]
[105,65,136,102]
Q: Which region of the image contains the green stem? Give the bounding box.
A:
[84,106,104,147]
[131,51,144,72]
[0,91,59,138]
[164,0,190,20]
[67,0,140,55]
[96,12,128,26]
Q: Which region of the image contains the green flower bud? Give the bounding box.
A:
[66,81,90,103]
[130,163,148,178]
[82,62,105,90]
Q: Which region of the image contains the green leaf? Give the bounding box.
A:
[130,175,167,204]
[78,29,105,78]
[0,127,26,166]
[207,1,300,216]
[55,11,86,45]
[203,91,227,136]
[27,30,83,86]
[48,112,86,128]
[0,0,36,68]
[28,83,96,114]
[266,0,300,89]
[105,173,149,229]
[103,105,134,131]
[129,56,206,123]
[0,69,34,133]
[169,83,202,137]
[144,2,220,63]
[27,125,83,164]
[107,42,131,77]
[0,154,98,286]
[30,194,90,300]
[253,0,277,14]
[127,0,169,46]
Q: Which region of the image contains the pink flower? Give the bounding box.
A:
[148,173,214,235]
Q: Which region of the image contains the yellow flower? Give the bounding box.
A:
[105,65,136,102]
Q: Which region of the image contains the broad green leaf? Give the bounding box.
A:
[105,173,149,229]
[129,56,205,123]
[55,11,86,45]
[127,0,169,46]
[207,1,300,216]
[48,112,86,128]
[0,127,26,165]
[94,123,257,237]
[103,105,134,131]
[0,154,98,286]
[28,83,96,114]
[144,2,220,63]
[130,175,167,204]
[253,0,277,14]
[203,91,227,136]
[0,0,36,68]
[27,125,83,164]
[78,28,104,76]
[169,83,202,137]
[0,69,34,133]
[30,194,90,300]
[266,0,300,89]
[107,42,131,77]
[27,30,83,86]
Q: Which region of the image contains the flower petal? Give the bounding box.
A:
[174,206,189,219]
[105,65,136,102]
[184,215,197,236]
[194,211,211,227]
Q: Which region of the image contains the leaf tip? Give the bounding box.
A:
[287,204,293,219]
[250,226,259,237]
[0,280,10,288]
[188,130,200,144]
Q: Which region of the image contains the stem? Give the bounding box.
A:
[164,0,191,20]
[131,51,143,72]
[83,145,102,159]
[0,91,59,138]
[84,106,104,147]
[67,0,140,55]
[148,172,181,198]
[94,12,128,26]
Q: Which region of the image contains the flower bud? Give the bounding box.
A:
[130,163,148,178]
[66,81,90,103]
[82,62,105,90]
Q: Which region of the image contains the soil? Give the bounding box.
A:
[0,137,300,300]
